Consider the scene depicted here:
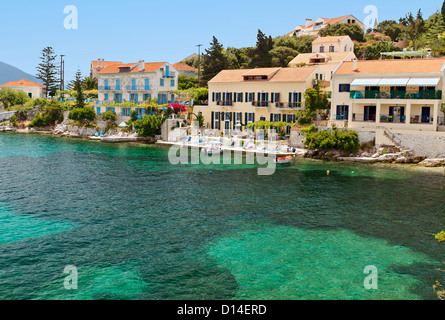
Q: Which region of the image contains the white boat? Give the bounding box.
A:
[274,156,293,164]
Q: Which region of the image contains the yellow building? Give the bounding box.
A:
[194,66,327,133]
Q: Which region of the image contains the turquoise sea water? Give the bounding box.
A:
[0,132,444,300]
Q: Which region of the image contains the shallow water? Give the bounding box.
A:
[0,132,444,300]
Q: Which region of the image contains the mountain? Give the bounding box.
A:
[0,61,42,85]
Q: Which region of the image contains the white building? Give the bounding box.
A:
[288,15,365,37]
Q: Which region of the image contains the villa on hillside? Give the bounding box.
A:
[330,58,445,146]
[96,60,178,116]
[0,79,46,99]
[288,15,365,37]
[193,66,327,135]
[288,35,357,81]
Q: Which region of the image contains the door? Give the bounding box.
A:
[421,107,431,123]
[336,105,349,120]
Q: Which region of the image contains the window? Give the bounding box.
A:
[271,93,280,103]
[104,93,109,101]
[104,79,109,90]
[246,112,255,124]
[329,46,335,52]
[171,80,175,87]
[339,84,351,92]
[271,113,281,122]
[289,92,302,108]
[160,79,164,86]
[131,79,136,90]
[235,92,243,103]
[144,79,150,90]
[116,79,121,90]
[213,112,220,130]
[319,46,325,53]
[28,93,32,98]
[114,94,122,103]
[246,92,254,103]
[143,94,151,101]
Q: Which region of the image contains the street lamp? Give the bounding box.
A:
[60,55,66,91]
[196,44,203,88]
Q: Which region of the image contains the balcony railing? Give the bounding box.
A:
[216,100,233,106]
[350,90,442,100]
[126,86,150,91]
[163,71,176,78]
[352,113,376,122]
[252,101,269,107]
[99,86,117,91]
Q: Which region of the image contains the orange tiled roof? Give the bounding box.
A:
[209,66,320,83]
[98,62,167,74]
[335,58,445,75]
[172,62,197,72]
[92,60,122,69]
[0,79,45,88]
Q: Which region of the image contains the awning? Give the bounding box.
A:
[406,78,440,86]
[377,78,410,86]
[350,78,381,86]
[118,122,128,128]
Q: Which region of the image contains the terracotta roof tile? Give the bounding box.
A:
[335,59,445,75]
[172,62,197,72]
[0,79,45,88]
[98,62,168,74]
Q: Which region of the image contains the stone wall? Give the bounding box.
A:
[395,132,445,157]
[0,111,17,122]
[357,131,376,144]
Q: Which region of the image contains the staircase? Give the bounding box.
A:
[376,126,402,147]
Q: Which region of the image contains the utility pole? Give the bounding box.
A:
[196,44,203,88]
[60,55,66,91]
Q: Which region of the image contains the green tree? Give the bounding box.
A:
[270,46,299,67]
[273,35,315,53]
[29,100,64,127]
[377,20,404,41]
[400,10,425,50]
[202,36,229,85]
[36,47,59,97]
[68,106,96,124]
[133,115,164,137]
[304,85,330,113]
[0,88,30,109]
[178,75,198,90]
[318,24,365,42]
[249,29,273,68]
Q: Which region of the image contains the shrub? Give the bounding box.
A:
[303,125,360,153]
[68,106,96,124]
[9,115,18,127]
[102,111,117,122]
[133,115,164,137]
[29,100,64,127]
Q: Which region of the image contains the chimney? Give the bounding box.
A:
[353,58,358,72]
[306,19,312,28]
[97,59,101,70]
[102,59,105,69]
[138,60,145,72]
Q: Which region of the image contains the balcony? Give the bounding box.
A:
[99,86,117,91]
[273,102,302,109]
[350,90,442,100]
[126,86,150,91]
[252,101,269,107]
[163,71,176,78]
[216,100,233,106]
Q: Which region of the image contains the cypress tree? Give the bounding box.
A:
[73,69,85,109]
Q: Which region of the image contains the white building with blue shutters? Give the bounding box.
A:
[97,60,178,115]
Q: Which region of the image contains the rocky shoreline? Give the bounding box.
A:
[1,123,445,167]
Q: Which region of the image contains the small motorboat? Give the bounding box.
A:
[274,156,293,164]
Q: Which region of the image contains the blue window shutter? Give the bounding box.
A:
[145,79,150,90]
[132,79,136,90]
[104,93,108,101]
[104,79,109,90]
[166,66,170,77]
[135,94,138,104]
[160,79,164,86]
[116,79,120,90]
[171,80,175,87]
[97,107,101,114]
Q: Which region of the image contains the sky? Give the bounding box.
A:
[0,0,444,82]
